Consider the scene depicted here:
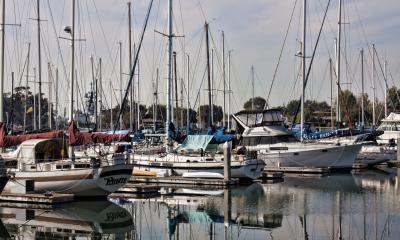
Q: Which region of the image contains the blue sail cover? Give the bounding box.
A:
[212,128,235,143]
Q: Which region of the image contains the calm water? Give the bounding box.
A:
[1,170,400,239]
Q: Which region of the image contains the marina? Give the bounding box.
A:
[0,0,398,239]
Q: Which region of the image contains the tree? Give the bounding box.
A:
[198,104,223,126]
[243,97,266,110]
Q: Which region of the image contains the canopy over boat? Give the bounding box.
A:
[0,122,64,148]
[176,135,215,151]
[68,121,131,146]
[5,138,68,164]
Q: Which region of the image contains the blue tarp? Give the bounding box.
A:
[176,135,214,151]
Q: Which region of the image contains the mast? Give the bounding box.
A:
[128,1,134,132]
[68,0,75,159]
[55,67,58,129]
[24,42,31,131]
[211,49,214,125]
[329,58,334,129]
[48,63,52,129]
[372,44,376,126]
[90,55,96,129]
[153,68,158,132]
[110,81,113,130]
[10,72,14,133]
[360,48,364,127]
[384,59,388,117]
[205,22,212,127]
[300,0,306,141]
[173,51,178,127]
[336,0,342,124]
[251,65,255,111]
[180,78,184,128]
[36,0,42,130]
[166,0,173,146]
[222,31,226,127]
[33,67,37,130]
[119,41,123,128]
[227,50,231,131]
[186,54,190,133]
[137,60,140,130]
[99,57,102,131]
[0,0,4,125]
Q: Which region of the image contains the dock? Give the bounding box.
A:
[0,193,74,205]
[129,176,238,186]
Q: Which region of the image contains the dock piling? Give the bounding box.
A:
[223,141,231,182]
[397,138,400,161]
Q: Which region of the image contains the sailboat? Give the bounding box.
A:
[0,0,134,198]
[233,0,361,170]
[130,0,265,180]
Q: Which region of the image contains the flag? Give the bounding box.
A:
[27,106,33,113]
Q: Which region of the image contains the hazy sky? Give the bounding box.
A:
[3,0,400,116]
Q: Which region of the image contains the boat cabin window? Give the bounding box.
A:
[242,135,297,146]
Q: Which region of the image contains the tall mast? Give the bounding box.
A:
[55,67,58,129]
[205,22,212,127]
[119,41,123,128]
[10,72,14,133]
[98,57,102,131]
[110,81,113,130]
[128,1,134,132]
[211,49,214,125]
[329,58,334,130]
[36,0,42,130]
[166,0,173,145]
[137,60,140,130]
[336,0,342,123]
[68,0,75,159]
[372,43,376,126]
[251,65,255,111]
[186,54,190,132]
[222,31,226,127]
[227,50,231,131]
[0,0,4,125]
[24,42,31,131]
[90,55,96,129]
[173,51,178,127]
[33,68,37,130]
[360,48,364,127]
[300,0,306,141]
[384,59,388,117]
[48,62,52,129]
[153,68,158,132]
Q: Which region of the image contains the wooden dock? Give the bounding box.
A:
[130,176,238,186]
[0,193,74,205]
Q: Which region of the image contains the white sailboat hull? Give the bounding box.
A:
[4,164,133,197]
[133,155,265,180]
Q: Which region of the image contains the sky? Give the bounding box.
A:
[2,0,400,117]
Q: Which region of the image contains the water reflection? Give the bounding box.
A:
[116,170,400,240]
[0,201,134,239]
[0,170,399,239]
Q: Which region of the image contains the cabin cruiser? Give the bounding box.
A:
[232,109,362,169]
[131,135,265,180]
[376,112,400,145]
[1,138,133,198]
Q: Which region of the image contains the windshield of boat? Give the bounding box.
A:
[235,110,284,127]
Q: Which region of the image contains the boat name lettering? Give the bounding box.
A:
[104,177,128,185]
